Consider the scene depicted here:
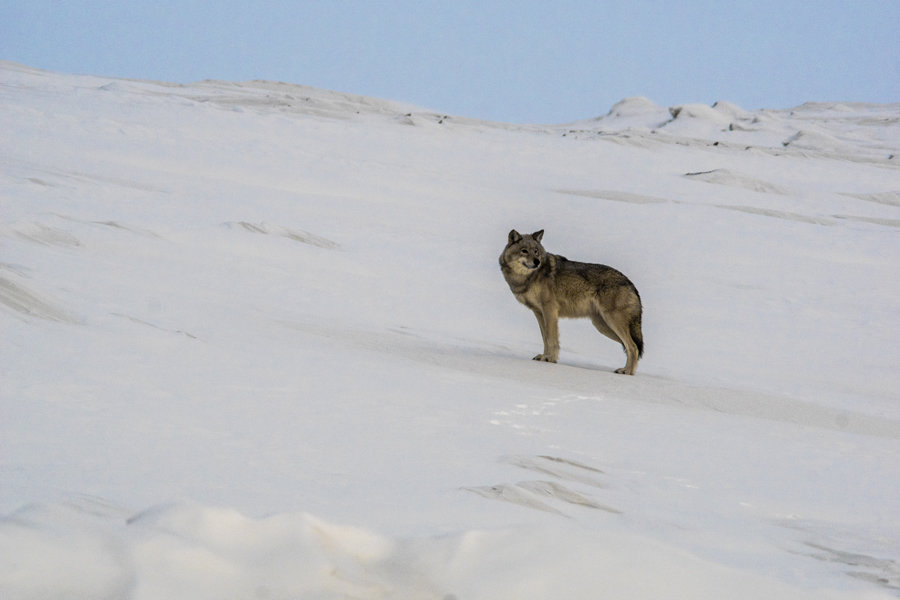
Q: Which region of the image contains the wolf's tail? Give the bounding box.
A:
[631,317,644,358]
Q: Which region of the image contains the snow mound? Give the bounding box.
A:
[669,103,734,126]
[565,96,671,132]
[712,100,751,119]
[782,128,846,152]
[607,96,666,117]
[2,500,879,600]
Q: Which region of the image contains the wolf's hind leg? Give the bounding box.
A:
[596,311,639,375]
[590,314,622,344]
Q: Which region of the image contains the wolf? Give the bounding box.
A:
[499,229,643,375]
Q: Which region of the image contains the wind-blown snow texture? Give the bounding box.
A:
[1,61,899,599]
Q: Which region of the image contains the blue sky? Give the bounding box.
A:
[2,0,898,123]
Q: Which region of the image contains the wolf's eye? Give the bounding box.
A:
[521,249,528,254]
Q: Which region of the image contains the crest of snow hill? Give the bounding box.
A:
[189,75,898,163]
[239,79,896,163]
[3,61,895,162]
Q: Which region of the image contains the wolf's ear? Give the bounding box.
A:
[532,230,544,242]
[508,229,522,244]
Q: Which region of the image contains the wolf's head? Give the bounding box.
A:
[501,229,546,276]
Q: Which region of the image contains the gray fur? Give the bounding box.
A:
[500,229,644,375]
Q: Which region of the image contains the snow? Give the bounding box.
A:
[1,60,899,598]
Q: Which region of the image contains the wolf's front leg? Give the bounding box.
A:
[532,308,559,362]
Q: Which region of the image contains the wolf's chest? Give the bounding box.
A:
[512,284,547,312]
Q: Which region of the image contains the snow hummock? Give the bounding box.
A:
[566,93,900,163]
[1,61,899,599]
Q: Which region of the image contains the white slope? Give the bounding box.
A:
[1,61,899,599]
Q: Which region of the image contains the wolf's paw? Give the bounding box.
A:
[614,367,635,375]
[533,354,557,363]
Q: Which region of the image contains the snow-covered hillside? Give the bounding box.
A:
[1,61,899,599]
